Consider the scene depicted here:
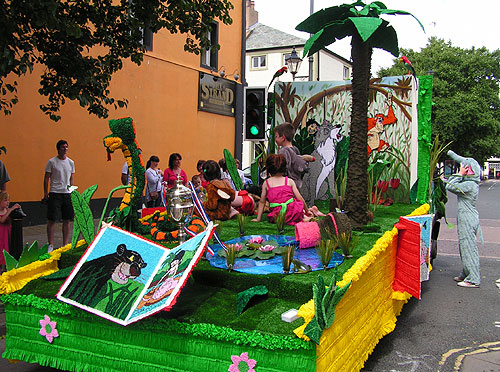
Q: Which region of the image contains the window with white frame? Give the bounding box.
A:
[251,55,267,69]
[200,22,219,70]
[343,66,350,80]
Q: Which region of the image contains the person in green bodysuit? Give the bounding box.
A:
[445,150,482,288]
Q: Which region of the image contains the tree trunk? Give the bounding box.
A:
[344,33,372,226]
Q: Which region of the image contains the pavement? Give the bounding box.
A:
[1,221,499,372]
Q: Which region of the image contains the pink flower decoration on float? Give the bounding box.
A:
[259,244,275,252]
[228,243,242,252]
[39,315,59,343]
[228,352,257,372]
[248,236,263,244]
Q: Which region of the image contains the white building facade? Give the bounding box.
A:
[243,21,352,169]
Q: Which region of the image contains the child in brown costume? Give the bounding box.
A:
[201,160,241,221]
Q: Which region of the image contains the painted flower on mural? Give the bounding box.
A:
[377,180,389,194]
[390,178,400,189]
[228,352,257,372]
[39,315,59,343]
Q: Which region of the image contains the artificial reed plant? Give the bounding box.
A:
[275,211,285,235]
[225,243,242,271]
[316,239,338,270]
[237,214,247,237]
[337,231,360,258]
[281,245,295,274]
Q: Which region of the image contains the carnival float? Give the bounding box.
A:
[0,69,440,372]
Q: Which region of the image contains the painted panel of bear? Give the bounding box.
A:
[58,224,213,325]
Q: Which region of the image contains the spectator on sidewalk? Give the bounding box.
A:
[0,159,10,191]
[121,162,130,185]
[43,140,75,250]
[0,191,20,273]
[163,153,187,188]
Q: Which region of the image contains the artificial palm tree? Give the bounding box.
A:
[297,1,423,225]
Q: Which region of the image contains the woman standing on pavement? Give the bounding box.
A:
[163,153,187,188]
[145,156,163,208]
[445,150,482,288]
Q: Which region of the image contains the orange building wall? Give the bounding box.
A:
[0,2,243,207]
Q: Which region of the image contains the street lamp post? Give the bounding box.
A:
[285,46,303,81]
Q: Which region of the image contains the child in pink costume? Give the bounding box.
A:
[252,154,323,225]
[0,191,21,271]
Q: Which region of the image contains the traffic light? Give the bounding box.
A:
[244,87,266,141]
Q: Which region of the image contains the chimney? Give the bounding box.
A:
[246,0,258,29]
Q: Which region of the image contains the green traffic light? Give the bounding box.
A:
[250,125,259,135]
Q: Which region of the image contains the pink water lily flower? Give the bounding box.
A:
[248,236,263,244]
[39,315,59,343]
[228,243,242,252]
[228,352,257,372]
[259,244,275,252]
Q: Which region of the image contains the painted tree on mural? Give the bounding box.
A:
[275,79,414,129]
[0,0,233,121]
[296,0,423,225]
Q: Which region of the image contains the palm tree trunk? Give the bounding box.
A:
[344,33,372,226]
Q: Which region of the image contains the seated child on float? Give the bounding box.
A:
[252,154,324,225]
[191,174,206,200]
[274,123,315,190]
[200,160,254,221]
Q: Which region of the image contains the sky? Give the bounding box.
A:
[254,0,500,73]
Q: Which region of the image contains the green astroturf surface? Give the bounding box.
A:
[17,203,417,336]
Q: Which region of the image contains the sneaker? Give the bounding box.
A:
[453,276,464,282]
[457,281,479,288]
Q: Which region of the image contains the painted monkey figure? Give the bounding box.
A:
[62,244,147,307]
[367,93,397,156]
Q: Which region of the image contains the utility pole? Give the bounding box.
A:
[308,0,314,81]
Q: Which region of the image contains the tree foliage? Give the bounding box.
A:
[379,37,500,164]
[0,0,233,121]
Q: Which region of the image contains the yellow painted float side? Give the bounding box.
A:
[294,203,430,372]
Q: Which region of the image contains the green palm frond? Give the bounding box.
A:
[299,1,424,58]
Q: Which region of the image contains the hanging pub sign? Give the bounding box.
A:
[198,72,236,117]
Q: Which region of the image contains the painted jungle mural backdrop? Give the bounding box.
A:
[274,76,417,207]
